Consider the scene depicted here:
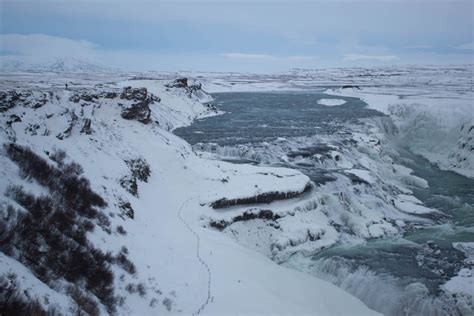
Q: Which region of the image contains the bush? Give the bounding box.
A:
[125,158,151,182]
[115,248,136,275]
[67,285,100,316]
[2,144,125,312]
[119,175,138,197]
[116,225,127,235]
[118,200,135,219]
[0,273,52,316]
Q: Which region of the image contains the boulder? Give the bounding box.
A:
[120,86,148,101]
[121,100,151,124]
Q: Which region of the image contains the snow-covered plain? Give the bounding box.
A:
[0,71,378,315]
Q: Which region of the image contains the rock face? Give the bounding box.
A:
[210,183,312,209]
[0,90,49,112]
[80,118,93,134]
[121,100,152,124]
[119,87,160,124]
[166,78,188,89]
[210,209,281,230]
[165,78,203,98]
[121,86,148,101]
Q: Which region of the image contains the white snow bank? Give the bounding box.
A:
[317,98,346,106]
[442,242,474,312]
[327,86,474,178]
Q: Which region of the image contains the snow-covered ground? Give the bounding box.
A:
[0,72,378,315]
[1,64,472,315]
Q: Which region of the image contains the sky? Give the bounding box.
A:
[0,0,473,72]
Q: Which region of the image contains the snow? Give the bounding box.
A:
[2,64,471,315]
[0,73,378,315]
[443,268,474,297]
[442,242,474,312]
[345,169,374,184]
[317,98,346,106]
[394,198,438,215]
[327,84,474,178]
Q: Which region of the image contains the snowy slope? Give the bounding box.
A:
[0,56,115,73]
[0,73,378,315]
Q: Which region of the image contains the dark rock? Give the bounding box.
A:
[103,92,118,99]
[166,78,188,88]
[7,115,21,124]
[287,144,333,158]
[69,93,98,103]
[342,85,361,89]
[56,110,78,140]
[210,209,282,231]
[0,90,36,112]
[80,118,93,134]
[210,183,312,209]
[121,100,152,124]
[165,78,204,98]
[120,86,148,101]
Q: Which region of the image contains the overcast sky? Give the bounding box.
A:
[1,0,473,72]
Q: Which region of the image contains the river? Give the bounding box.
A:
[175,91,474,315]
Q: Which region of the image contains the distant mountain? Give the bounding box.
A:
[0,56,116,73]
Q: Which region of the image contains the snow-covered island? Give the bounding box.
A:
[0,64,473,316]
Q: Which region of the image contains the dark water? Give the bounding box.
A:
[175,91,382,145]
[176,92,474,315]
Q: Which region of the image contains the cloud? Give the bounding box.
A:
[343,54,398,62]
[220,53,277,60]
[404,45,432,49]
[221,53,319,61]
[455,42,474,50]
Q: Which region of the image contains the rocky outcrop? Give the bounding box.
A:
[121,86,148,101]
[0,90,49,112]
[119,87,160,124]
[165,78,203,98]
[69,91,118,103]
[165,78,188,89]
[121,100,152,124]
[80,118,93,135]
[210,183,312,209]
[210,209,281,230]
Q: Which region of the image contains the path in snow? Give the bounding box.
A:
[177,198,212,315]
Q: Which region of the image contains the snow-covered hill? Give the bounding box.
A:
[0,56,115,73]
[0,74,378,315]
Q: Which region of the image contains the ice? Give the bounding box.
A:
[317,98,347,106]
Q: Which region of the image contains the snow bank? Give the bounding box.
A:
[317,98,346,106]
[327,86,474,178]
